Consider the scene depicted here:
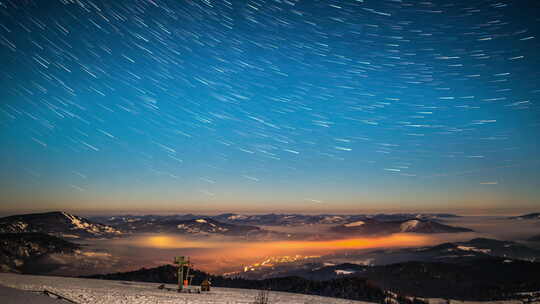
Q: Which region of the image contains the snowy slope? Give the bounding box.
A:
[0,212,122,239]
[0,273,373,304]
[0,273,530,304]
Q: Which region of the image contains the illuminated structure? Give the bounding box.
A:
[173,256,193,292]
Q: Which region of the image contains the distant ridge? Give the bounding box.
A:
[508,212,540,220]
[91,212,462,227]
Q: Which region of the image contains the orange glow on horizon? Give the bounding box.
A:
[261,234,431,251]
[132,233,431,252]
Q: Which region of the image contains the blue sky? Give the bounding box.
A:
[0,0,539,214]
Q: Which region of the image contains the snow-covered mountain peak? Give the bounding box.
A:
[456,245,491,254]
[344,221,365,227]
[399,220,422,232]
[227,214,248,220]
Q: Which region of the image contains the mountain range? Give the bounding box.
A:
[89,212,473,237]
[105,216,289,239]
[0,211,474,242]
[91,212,461,227]
[330,218,473,235]
[0,212,286,240]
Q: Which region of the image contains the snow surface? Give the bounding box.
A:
[456,246,491,254]
[61,212,122,236]
[14,222,28,231]
[344,221,365,227]
[227,215,248,220]
[63,212,97,232]
[320,216,344,224]
[399,220,421,232]
[334,269,356,275]
[0,273,531,304]
[0,285,61,304]
[0,273,373,304]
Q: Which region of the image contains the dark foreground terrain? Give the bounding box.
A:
[86,257,540,302]
[0,233,80,273]
[86,265,389,303]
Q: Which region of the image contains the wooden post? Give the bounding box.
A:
[174,256,189,292]
[185,260,190,288]
[178,264,183,291]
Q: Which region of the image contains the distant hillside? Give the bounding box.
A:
[362,258,540,301]
[430,238,540,261]
[508,212,540,220]
[0,211,122,239]
[237,238,540,280]
[529,234,540,242]
[243,258,540,301]
[0,233,80,273]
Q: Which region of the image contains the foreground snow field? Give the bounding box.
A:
[0,273,373,304]
[0,273,531,304]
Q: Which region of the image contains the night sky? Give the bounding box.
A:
[1,0,539,214]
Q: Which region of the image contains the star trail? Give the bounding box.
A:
[0,0,539,214]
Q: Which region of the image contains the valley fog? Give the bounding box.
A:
[92,233,437,274]
[443,216,540,240]
[74,216,540,275]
